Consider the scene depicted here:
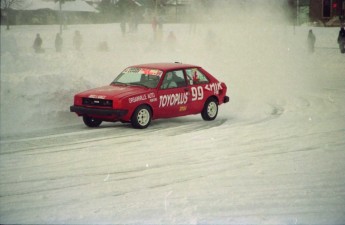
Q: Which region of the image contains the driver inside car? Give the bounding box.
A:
[161,72,177,89]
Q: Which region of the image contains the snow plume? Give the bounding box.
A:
[183,0,304,100]
[0,2,340,137]
[179,0,340,123]
[0,53,94,136]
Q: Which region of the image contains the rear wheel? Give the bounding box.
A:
[83,115,102,127]
[131,105,152,129]
[201,98,218,121]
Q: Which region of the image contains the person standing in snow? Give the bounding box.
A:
[73,30,83,51]
[307,29,316,53]
[337,25,345,54]
[120,19,126,37]
[152,16,158,34]
[98,41,109,52]
[33,33,43,53]
[55,33,63,52]
[166,31,176,50]
[152,16,158,40]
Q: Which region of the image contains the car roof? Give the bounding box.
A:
[129,62,201,71]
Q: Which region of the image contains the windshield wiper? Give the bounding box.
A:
[129,83,149,88]
[111,81,127,86]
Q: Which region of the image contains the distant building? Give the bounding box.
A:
[309,0,345,26]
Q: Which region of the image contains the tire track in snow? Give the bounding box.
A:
[0,117,227,155]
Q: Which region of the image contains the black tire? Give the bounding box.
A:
[83,115,102,127]
[201,97,218,121]
[131,105,152,129]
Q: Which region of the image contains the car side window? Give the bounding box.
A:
[186,68,209,85]
[161,70,187,89]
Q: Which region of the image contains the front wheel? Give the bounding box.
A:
[201,98,218,121]
[131,105,152,129]
[83,115,102,127]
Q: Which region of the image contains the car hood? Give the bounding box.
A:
[77,85,150,99]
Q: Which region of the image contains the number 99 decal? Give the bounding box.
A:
[191,86,203,101]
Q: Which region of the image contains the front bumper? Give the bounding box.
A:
[70,105,128,117]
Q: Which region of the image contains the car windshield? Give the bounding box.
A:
[111,67,163,88]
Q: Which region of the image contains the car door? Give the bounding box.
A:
[157,70,191,118]
[185,68,211,114]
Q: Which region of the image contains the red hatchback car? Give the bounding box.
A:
[70,63,229,129]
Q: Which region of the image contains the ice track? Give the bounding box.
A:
[1,91,344,224]
[0,117,227,154]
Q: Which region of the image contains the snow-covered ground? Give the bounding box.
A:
[1,15,345,224]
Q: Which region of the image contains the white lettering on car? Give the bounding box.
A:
[89,95,106,99]
[205,82,222,94]
[128,92,156,104]
[191,86,203,101]
[147,92,155,99]
[148,92,157,102]
[159,92,188,107]
[129,94,147,104]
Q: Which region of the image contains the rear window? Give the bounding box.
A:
[185,68,209,85]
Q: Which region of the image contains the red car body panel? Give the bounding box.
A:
[71,63,229,126]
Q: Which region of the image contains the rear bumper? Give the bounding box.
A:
[223,96,230,103]
[70,105,128,117]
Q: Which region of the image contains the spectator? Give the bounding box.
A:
[73,30,83,51]
[55,33,63,52]
[337,25,345,54]
[307,29,316,53]
[33,33,43,53]
[166,31,176,50]
[120,19,126,37]
[98,41,109,52]
[152,16,158,34]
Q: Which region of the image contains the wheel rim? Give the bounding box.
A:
[207,101,217,118]
[137,108,150,126]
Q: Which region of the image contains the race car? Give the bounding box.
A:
[70,62,229,129]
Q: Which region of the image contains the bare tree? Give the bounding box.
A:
[54,0,74,34]
[1,0,25,30]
